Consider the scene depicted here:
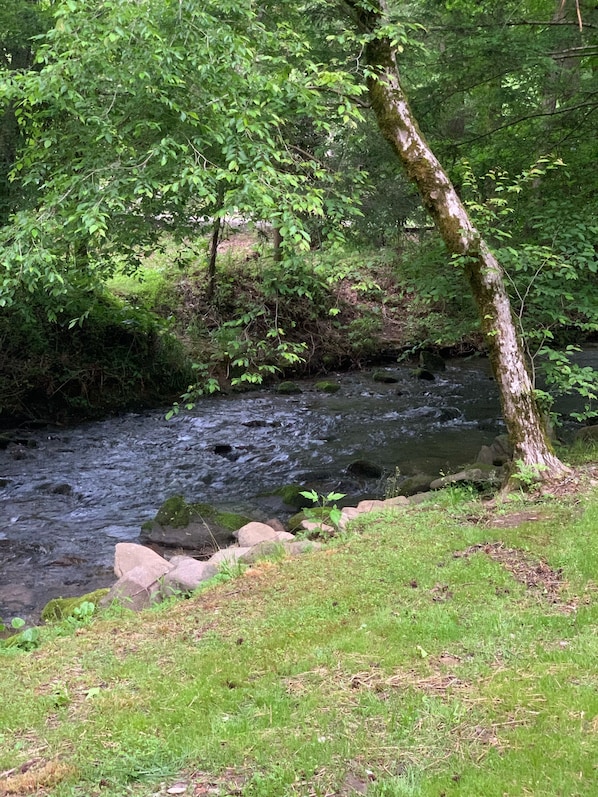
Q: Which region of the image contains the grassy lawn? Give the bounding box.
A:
[1,484,597,796]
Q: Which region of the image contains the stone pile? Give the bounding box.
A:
[101,497,411,612]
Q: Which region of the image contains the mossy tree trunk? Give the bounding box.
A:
[346,0,568,481]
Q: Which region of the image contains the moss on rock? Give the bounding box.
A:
[314,381,341,393]
[41,588,110,623]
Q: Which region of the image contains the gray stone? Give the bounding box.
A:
[300,520,335,535]
[339,506,361,529]
[430,467,502,490]
[575,425,598,443]
[208,547,252,567]
[101,565,165,612]
[382,496,409,508]
[235,521,280,547]
[114,542,172,579]
[355,499,387,513]
[240,541,288,564]
[162,558,217,592]
[396,474,433,497]
[347,460,384,479]
[284,540,323,556]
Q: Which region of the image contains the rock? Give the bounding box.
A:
[114,542,172,578]
[162,558,218,593]
[338,506,360,529]
[574,425,598,443]
[300,520,335,535]
[372,370,400,383]
[140,495,249,551]
[235,521,281,547]
[347,460,384,479]
[240,541,288,564]
[382,496,409,508]
[407,491,435,505]
[430,466,503,491]
[476,434,512,467]
[285,540,323,556]
[208,547,252,567]
[419,350,446,372]
[314,381,341,393]
[277,381,302,395]
[40,589,110,623]
[101,565,166,612]
[51,483,73,496]
[395,474,433,497]
[264,517,286,532]
[411,368,435,381]
[355,499,387,513]
[272,484,315,510]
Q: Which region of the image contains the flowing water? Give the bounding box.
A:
[0,355,591,622]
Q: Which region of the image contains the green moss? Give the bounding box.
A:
[40,589,110,623]
[314,381,341,393]
[155,495,190,528]
[288,507,332,531]
[277,381,302,395]
[191,503,250,532]
[273,485,314,510]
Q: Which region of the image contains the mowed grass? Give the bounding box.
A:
[1,488,597,797]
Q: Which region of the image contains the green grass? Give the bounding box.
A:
[1,487,597,796]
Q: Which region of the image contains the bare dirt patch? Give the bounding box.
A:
[453,542,566,605]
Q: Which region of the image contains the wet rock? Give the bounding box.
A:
[411,368,435,381]
[314,380,341,393]
[372,370,400,383]
[476,434,512,467]
[51,483,73,496]
[141,495,249,551]
[419,350,446,372]
[347,460,384,479]
[277,381,302,395]
[272,484,315,510]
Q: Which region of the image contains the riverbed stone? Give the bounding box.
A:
[277,381,302,395]
[314,380,341,393]
[419,350,446,372]
[372,370,400,383]
[162,557,217,593]
[114,542,172,578]
[347,460,384,479]
[141,495,249,552]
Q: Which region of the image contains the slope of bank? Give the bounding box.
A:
[1,479,597,796]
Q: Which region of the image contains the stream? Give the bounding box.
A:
[0,356,591,622]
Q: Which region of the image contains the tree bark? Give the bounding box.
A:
[346,0,568,481]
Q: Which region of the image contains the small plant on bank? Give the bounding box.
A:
[299,490,346,538]
[0,618,41,652]
[510,459,549,490]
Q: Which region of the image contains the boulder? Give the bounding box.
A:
[285,540,323,556]
[419,350,446,372]
[338,506,361,529]
[101,564,166,612]
[347,460,384,479]
[140,495,250,552]
[114,542,172,578]
[235,521,280,547]
[395,474,433,497]
[372,370,400,384]
[314,381,341,393]
[162,557,218,593]
[382,496,409,508]
[277,381,302,395]
[477,434,512,467]
[240,541,287,564]
[300,520,335,535]
[411,368,435,381]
